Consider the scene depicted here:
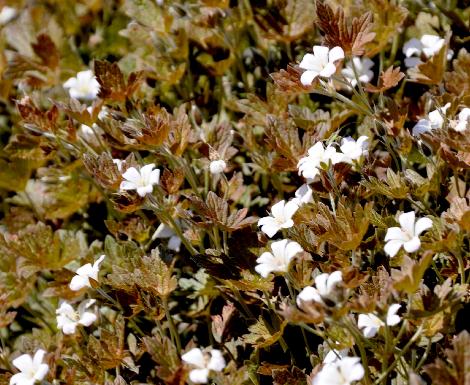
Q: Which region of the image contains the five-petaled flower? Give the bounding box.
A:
[403,35,452,68]
[298,142,344,181]
[412,103,450,136]
[63,70,100,100]
[299,46,345,86]
[258,200,299,238]
[311,356,364,385]
[358,304,401,338]
[297,271,343,307]
[9,350,49,385]
[339,136,369,165]
[341,57,374,87]
[56,299,97,335]
[69,255,105,291]
[255,239,303,278]
[120,163,161,197]
[181,347,226,384]
[384,211,432,257]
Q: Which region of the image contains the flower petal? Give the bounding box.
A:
[79,312,97,327]
[208,349,226,371]
[384,227,407,242]
[414,217,432,235]
[182,348,206,368]
[319,62,337,78]
[12,354,33,372]
[137,185,153,197]
[33,364,49,381]
[260,221,279,238]
[386,304,401,326]
[270,239,288,260]
[300,70,319,86]
[403,38,423,57]
[297,286,322,304]
[119,181,137,191]
[384,239,404,258]
[189,368,210,384]
[9,372,33,385]
[285,241,303,261]
[403,237,421,253]
[412,119,432,136]
[283,201,299,219]
[69,275,89,291]
[270,200,285,219]
[122,167,141,183]
[399,211,416,235]
[299,53,320,71]
[313,45,330,63]
[328,46,345,63]
[255,263,274,278]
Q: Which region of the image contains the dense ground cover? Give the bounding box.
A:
[0,1,469,384]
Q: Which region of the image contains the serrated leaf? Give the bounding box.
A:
[362,168,409,199]
[243,317,287,348]
[391,253,433,294]
[316,2,375,56]
[445,48,470,97]
[364,66,404,93]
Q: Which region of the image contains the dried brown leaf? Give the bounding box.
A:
[31,34,59,69]
[316,2,375,56]
[364,66,405,93]
[445,48,470,97]
[408,44,449,85]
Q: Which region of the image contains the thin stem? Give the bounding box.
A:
[163,298,182,354]
[373,326,424,385]
[342,318,372,385]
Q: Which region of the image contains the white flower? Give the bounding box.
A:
[384,211,433,258]
[112,159,123,172]
[451,107,470,132]
[341,57,374,87]
[412,103,451,136]
[358,313,384,337]
[153,223,182,252]
[120,163,161,197]
[386,304,401,326]
[358,304,401,338]
[291,184,313,206]
[311,356,364,385]
[63,70,100,100]
[56,300,97,335]
[209,159,226,174]
[297,271,342,306]
[10,350,49,385]
[255,239,303,278]
[323,348,349,364]
[339,136,369,164]
[298,142,344,181]
[181,347,226,384]
[0,6,16,25]
[403,35,452,68]
[258,200,299,238]
[69,255,105,291]
[299,46,345,86]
